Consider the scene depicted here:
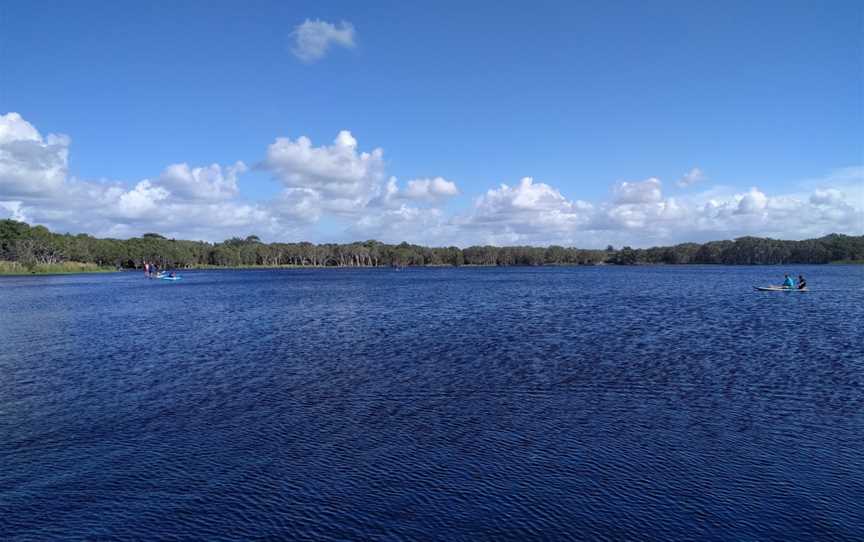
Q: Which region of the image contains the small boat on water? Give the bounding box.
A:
[754,286,807,292]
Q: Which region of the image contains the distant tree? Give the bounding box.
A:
[614,246,639,265]
[1,220,861,269]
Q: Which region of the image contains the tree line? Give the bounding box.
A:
[1,219,862,270]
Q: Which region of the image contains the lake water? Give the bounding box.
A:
[1,265,862,540]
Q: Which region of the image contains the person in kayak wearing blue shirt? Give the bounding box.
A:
[782,274,795,289]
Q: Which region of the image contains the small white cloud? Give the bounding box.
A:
[291,19,356,63]
[371,176,460,208]
[404,177,459,200]
[678,167,706,188]
[613,177,662,204]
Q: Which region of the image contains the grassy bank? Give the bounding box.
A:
[0,261,117,275]
[828,259,864,265]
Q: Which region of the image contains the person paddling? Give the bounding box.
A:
[797,274,807,290]
[782,274,795,289]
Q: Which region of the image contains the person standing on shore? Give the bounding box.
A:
[144,261,149,277]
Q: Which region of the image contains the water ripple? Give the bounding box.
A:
[1,266,862,540]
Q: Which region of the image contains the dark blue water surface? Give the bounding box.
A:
[1,266,863,541]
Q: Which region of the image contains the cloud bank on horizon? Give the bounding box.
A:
[0,111,862,248]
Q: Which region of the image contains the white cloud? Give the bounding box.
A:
[262,130,385,213]
[678,167,706,187]
[0,114,458,243]
[116,180,170,218]
[349,205,452,245]
[0,112,292,241]
[613,177,662,204]
[810,188,844,206]
[591,178,681,235]
[371,176,460,207]
[678,184,862,242]
[593,198,686,232]
[269,187,323,224]
[2,112,861,248]
[0,112,70,198]
[291,19,356,63]
[481,177,576,213]
[0,200,27,222]
[259,131,460,240]
[454,177,593,245]
[735,187,768,214]
[404,177,459,201]
[156,162,247,201]
[4,172,287,242]
[0,112,41,142]
[453,173,863,247]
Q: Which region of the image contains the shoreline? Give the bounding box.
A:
[2,260,861,276]
[178,261,864,270]
[0,261,117,276]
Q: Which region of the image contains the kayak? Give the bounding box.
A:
[157,275,182,281]
[754,286,807,292]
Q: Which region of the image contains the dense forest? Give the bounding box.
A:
[1,219,862,270]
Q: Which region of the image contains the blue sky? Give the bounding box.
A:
[1,0,862,246]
